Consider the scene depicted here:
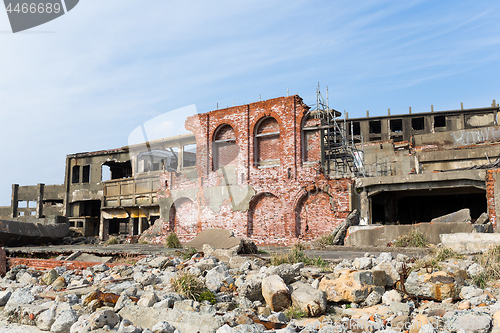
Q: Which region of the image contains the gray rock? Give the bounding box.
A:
[382,290,402,305]
[119,304,225,332]
[290,281,326,317]
[136,272,157,286]
[117,319,142,333]
[238,278,264,302]
[377,252,393,263]
[51,309,79,333]
[460,285,483,300]
[6,287,35,305]
[232,324,264,332]
[69,315,90,333]
[364,291,382,307]
[88,309,120,329]
[152,321,175,333]
[138,292,159,307]
[353,257,373,270]
[149,256,171,268]
[467,263,484,277]
[92,264,109,272]
[115,294,134,312]
[36,303,57,331]
[0,290,12,306]
[372,261,399,287]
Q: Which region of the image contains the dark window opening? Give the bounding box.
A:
[77,221,84,228]
[78,200,101,217]
[434,115,446,128]
[369,135,382,142]
[391,135,404,143]
[72,165,80,184]
[369,121,381,134]
[390,119,403,132]
[82,165,90,183]
[102,161,132,180]
[349,122,361,136]
[411,117,425,131]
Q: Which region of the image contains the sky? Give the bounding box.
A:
[0,0,500,205]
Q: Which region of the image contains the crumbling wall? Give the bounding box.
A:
[486,169,500,231]
[140,96,353,246]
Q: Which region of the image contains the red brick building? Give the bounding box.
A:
[141,95,353,245]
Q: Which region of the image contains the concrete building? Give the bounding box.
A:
[1,95,500,245]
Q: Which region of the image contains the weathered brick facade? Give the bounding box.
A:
[486,169,500,230]
[140,96,353,246]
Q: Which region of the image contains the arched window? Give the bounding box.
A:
[213,124,238,170]
[302,113,321,163]
[255,117,280,167]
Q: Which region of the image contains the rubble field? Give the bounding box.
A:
[1,243,500,333]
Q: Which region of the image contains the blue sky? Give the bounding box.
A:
[0,0,500,205]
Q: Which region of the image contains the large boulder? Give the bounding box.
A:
[119,305,225,333]
[290,281,327,317]
[405,270,461,301]
[319,270,383,303]
[261,275,290,312]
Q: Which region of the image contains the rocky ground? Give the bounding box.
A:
[0,244,499,333]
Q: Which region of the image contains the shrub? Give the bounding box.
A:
[270,246,331,271]
[181,247,198,260]
[198,290,217,304]
[392,229,429,247]
[314,233,335,248]
[165,232,182,248]
[171,272,205,300]
[471,245,500,288]
[284,306,307,320]
[105,236,119,245]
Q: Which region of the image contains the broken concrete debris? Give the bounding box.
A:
[1,245,500,333]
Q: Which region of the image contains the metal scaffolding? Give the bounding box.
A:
[309,85,365,177]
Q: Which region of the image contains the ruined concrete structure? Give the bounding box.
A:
[1,95,500,245]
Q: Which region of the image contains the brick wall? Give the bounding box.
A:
[486,169,500,231]
[144,96,353,246]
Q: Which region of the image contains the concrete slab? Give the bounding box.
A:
[440,233,500,254]
[431,209,471,223]
[185,228,242,251]
[345,222,475,247]
[74,253,112,263]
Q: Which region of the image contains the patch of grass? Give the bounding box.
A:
[270,246,331,271]
[314,233,336,248]
[433,247,464,261]
[392,229,429,248]
[198,290,217,304]
[139,240,149,245]
[471,245,500,288]
[105,236,119,245]
[171,272,205,300]
[284,306,307,320]
[113,254,141,265]
[165,232,182,248]
[181,247,198,260]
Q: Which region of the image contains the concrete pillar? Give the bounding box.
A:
[99,213,109,241]
[0,247,6,277]
[11,184,19,218]
[359,189,370,225]
[36,183,44,218]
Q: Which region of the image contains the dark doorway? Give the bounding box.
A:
[371,187,486,224]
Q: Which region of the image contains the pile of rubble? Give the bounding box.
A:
[0,245,499,333]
